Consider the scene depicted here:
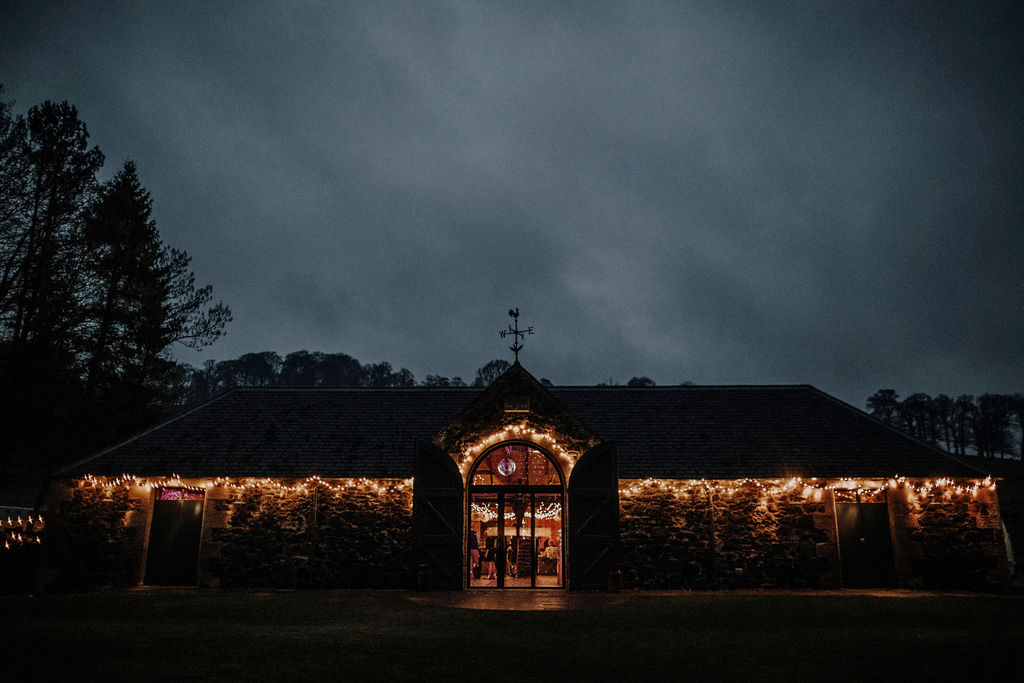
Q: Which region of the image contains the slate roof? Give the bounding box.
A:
[556,386,982,479]
[59,385,983,480]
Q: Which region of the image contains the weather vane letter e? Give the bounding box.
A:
[498,308,533,362]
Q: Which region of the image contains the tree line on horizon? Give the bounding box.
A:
[179,350,659,406]
[0,91,230,479]
[182,352,505,405]
[866,389,1023,460]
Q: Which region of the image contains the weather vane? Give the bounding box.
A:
[499,308,533,362]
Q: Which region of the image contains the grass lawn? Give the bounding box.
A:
[2,589,1022,681]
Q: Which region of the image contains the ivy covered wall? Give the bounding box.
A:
[44,483,149,590]
[619,479,1009,591]
[619,480,837,589]
[200,480,413,588]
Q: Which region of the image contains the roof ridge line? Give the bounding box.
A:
[230,386,482,392]
[221,384,819,392]
[552,384,816,390]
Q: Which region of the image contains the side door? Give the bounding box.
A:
[835,494,897,588]
[145,488,205,586]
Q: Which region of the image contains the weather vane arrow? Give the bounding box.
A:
[498,307,533,362]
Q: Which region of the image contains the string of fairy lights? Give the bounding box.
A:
[457,424,580,475]
[76,473,413,495]
[3,514,43,551]
[74,472,996,500]
[618,475,997,500]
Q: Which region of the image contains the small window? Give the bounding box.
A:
[503,397,530,412]
[156,487,205,501]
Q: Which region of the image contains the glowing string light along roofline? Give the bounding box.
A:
[76,473,413,495]
[73,473,996,499]
[2,513,44,551]
[618,476,996,499]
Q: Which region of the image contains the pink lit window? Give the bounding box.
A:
[157,488,205,501]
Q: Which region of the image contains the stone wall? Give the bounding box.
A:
[620,480,838,589]
[710,482,838,589]
[619,478,1008,591]
[619,480,714,588]
[200,480,413,588]
[43,478,412,591]
[889,484,1008,591]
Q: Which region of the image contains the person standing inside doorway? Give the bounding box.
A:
[483,535,497,579]
[469,528,480,578]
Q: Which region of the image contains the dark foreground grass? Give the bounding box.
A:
[2,590,1022,681]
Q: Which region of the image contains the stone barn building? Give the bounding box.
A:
[47,363,1009,592]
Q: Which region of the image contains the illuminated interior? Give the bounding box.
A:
[467,443,564,588]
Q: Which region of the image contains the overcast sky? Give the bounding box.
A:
[2,1,1022,405]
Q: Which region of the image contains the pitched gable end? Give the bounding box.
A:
[433,362,600,474]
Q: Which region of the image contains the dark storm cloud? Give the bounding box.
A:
[2,1,1021,404]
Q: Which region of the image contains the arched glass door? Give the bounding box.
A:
[468,443,564,588]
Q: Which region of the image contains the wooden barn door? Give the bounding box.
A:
[144,488,205,586]
[412,440,464,590]
[836,494,897,588]
[568,442,619,590]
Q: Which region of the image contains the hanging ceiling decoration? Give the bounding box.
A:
[497,456,516,477]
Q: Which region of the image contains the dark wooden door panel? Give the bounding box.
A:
[412,440,464,589]
[836,501,897,588]
[568,442,619,590]
[145,499,203,586]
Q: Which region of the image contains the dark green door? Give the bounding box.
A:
[836,498,897,588]
[145,489,205,586]
[412,440,464,589]
[568,442,619,590]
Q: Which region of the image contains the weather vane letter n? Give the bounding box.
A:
[498,308,533,362]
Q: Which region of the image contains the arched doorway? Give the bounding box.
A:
[467,442,565,588]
